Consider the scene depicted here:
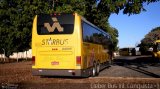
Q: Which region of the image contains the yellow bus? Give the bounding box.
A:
[32,13,112,77]
[119,47,133,56]
[152,40,160,61]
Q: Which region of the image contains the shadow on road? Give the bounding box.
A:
[125,66,160,78]
[113,55,160,78]
[114,55,160,66]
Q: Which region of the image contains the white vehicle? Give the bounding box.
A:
[135,47,141,56]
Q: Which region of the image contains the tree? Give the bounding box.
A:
[0,0,159,56]
[139,27,160,54]
[0,0,52,57]
[142,27,160,45]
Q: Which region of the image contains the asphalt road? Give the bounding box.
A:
[99,55,160,78]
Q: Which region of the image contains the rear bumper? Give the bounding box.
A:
[32,68,92,77]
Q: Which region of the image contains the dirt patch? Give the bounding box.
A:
[0,61,160,89]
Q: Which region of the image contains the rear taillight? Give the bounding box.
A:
[32,56,35,66]
[76,56,81,66]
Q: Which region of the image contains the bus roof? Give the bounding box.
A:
[155,40,160,43]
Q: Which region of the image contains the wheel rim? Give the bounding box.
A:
[92,65,96,76]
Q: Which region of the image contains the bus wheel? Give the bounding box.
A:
[92,62,97,77]
[96,62,100,76]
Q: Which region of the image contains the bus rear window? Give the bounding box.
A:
[37,14,74,35]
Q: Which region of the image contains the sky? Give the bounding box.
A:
[109,2,160,48]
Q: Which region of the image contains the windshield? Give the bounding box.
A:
[37,14,74,35]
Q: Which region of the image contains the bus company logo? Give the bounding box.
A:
[42,37,68,45]
[44,17,64,32]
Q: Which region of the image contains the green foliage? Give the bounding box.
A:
[0,0,51,57]
[139,27,160,54]
[141,27,160,45]
[0,0,159,56]
[98,0,159,15]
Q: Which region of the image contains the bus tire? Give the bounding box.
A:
[92,62,97,77]
[96,61,100,76]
